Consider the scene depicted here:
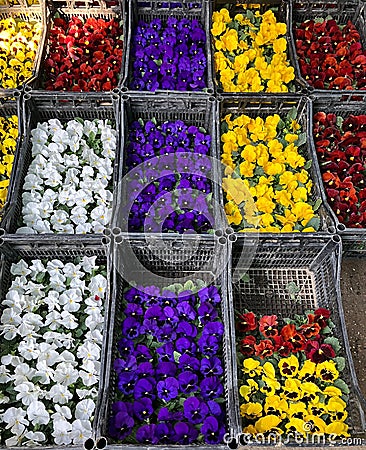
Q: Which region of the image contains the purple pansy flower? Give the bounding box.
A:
[156,361,177,380]
[136,424,158,444]
[133,397,154,421]
[174,422,199,444]
[200,357,224,377]
[157,377,179,401]
[200,376,224,400]
[202,321,225,338]
[198,335,220,357]
[178,371,198,394]
[178,354,200,372]
[122,317,141,339]
[155,423,174,444]
[136,361,155,378]
[117,372,135,396]
[198,302,218,325]
[183,397,209,424]
[109,411,134,440]
[201,416,226,444]
[134,378,156,400]
[198,286,221,304]
[114,356,137,374]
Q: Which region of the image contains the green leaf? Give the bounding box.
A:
[246,9,255,21]
[335,356,346,372]
[173,351,181,363]
[314,17,325,23]
[254,166,265,176]
[241,273,250,282]
[313,198,322,212]
[36,272,45,283]
[304,159,312,170]
[153,59,162,66]
[321,325,332,335]
[287,106,298,122]
[336,116,343,128]
[215,397,226,404]
[334,378,350,394]
[277,119,285,130]
[196,279,206,290]
[324,336,341,353]
[286,282,300,296]
[296,132,307,147]
[183,280,195,292]
[304,216,320,231]
[199,127,207,134]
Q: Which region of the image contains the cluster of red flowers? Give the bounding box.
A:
[237,308,335,363]
[295,19,366,90]
[43,16,123,91]
[314,111,366,227]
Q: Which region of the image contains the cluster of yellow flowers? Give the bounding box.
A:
[240,356,349,437]
[0,17,42,88]
[211,7,295,92]
[222,110,320,232]
[0,114,18,208]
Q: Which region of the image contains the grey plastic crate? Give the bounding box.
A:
[229,234,366,440]
[122,0,214,94]
[1,92,120,238]
[216,94,335,237]
[309,92,366,256]
[113,93,226,235]
[93,234,239,447]
[28,0,125,91]
[211,0,306,95]
[0,237,111,448]
[289,0,366,93]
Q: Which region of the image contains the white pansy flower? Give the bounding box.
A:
[51,405,72,422]
[14,382,40,405]
[1,354,22,366]
[57,224,75,234]
[59,350,77,366]
[44,170,63,188]
[3,290,25,310]
[27,401,50,425]
[25,282,45,298]
[29,260,46,278]
[22,190,43,205]
[1,323,18,340]
[64,153,81,168]
[37,342,60,366]
[65,168,80,185]
[33,219,52,234]
[71,419,92,444]
[23,173,43,191]
[75,189,93,207]
[76,386,98,400]
[12,363,36,385]
[24,431,46,445]
[23,201,41,216]
[1,307,22,326]
[54,362,79,386]
[48,119,62,133]
[37,201,54,219]
[2,407,29,430]
[47,260,64,276]
[59,289,82,313]
[43,291,61,310]
[66,120,84,137]
[81,256,97,273]
[63,263,84,279]
[70,205,88,225]
[83,120,98,136]
[85,312,104,331]
[44,310,62,330]
[69,277,86,291]
[58,185,77,207]
[18,339,41,361]
[15,226,37,234]
[60,311,78,330]
[91,205,111,226]
[22,313,44,331]
[85,329,103,344]
[88,274,107,297]
[11,260,31,277]
[10,276,27,292]
[23,214,42,229]
[17,323,38,339]
[81,165,94,178]
[50,210,69,227]
[0,365,11,383]
[52,420,72,445]
[52,128,70,146]
[75,398,95,420]
[48,385,72,405]
[34,360,54,384]
[77,341,100,362]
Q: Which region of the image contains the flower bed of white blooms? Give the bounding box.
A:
[17,118,116,234]
[0,256,107,446]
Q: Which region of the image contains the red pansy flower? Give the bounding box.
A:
[240,335,256,357]
[305,340,336,363]
[259,315,278,338]
[237,312,257,333]
[254,339,274,359]
[300,322,321,340]
[281,323,306,352]
[272,335,293,357]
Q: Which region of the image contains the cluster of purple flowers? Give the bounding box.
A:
[125,118,214,233]
[130,17,207,91]
[109,284,227,445]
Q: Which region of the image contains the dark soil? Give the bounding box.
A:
[340,259,366,399]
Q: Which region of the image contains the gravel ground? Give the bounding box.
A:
[340,258,366,399]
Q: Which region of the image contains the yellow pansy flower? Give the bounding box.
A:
[261,375,281,395]
[287,402,307,419]
[259,213,275,228]
[282,379,302,401]
[256,196,276,214]
[220,28,239,52]
[264,395,288,418]
[327,397,348,422]
[298,360,316,381]
[304,415,327,434]
[243,424,257,435]
[278,354,299,377]
[316,361,339,383]
[242,358,262,377]
[225,201,242,226]
[240,402,263,418]
[273,37,287,53]
[323,386,342,397]
[214,51,228,71]
[301,382,320,403]
[308,402,327,417]
[239,379,259,401]
[292,187,308,202]
[325,422,349,437]
[255,415,282,434]
[275,190,293,208]
[285,418,307,437]
[240,160,255,177]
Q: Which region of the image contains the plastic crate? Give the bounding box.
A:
[308,92,366,257]
[216,94,335,237]
[229,234,366,440]
[1,92,121,237]
[0,90,22,222]
[113,92,226,235]
[289,0,366,94]
[93,234,239,447]
[122,0,214,94]
[0,237,111,448]
[211,0,306,95]
[28,0,125,90]
[0,2,47,89]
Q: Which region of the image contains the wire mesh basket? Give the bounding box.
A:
[0,90,22,222]
[308,92,366,256]
[229,234,366,440]
[0,1,47,89]
[113,92,226,235]
[210,0,306,95]
[289,0,366,93]
[1,92,120,238]
[0,237,111,448]
[122,0,214,94]
[216,94,335,237]
[93,234,239,447]
[28,0,125,90]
